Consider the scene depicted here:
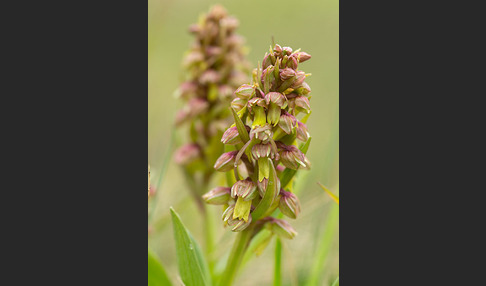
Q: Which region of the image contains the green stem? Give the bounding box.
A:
[218,226,254,286]
[274,238,282,286]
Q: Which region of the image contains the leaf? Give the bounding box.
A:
[331,276,339,286]
[279,138,312,189]
[274,238,282,286]
[230,107,250,143]
[251,159,278,221]
[317,182,339,205]
[170,207,212,286]
[305,204,339,286]
[148,248,172,286]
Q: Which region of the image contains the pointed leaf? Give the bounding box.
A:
[170,207,212,286]
[148,248,173,286]
[251,159,278,220]
[317,182,339,205]
[230,107,250,143]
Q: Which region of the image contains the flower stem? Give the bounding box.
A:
[218,226,254,286]
[274,238,282,286]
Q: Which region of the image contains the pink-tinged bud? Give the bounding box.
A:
[231,97,247,112]
[283,46,293,55]
[296,121,309,142]
[276,165,286,173]
[178,81,197,99]
[206,46,222,57]
[183,51,204,66]
[295,81,311,95]
[295,96,311,114]
[279,190,301,219]
[291,71,306,88]
[234,84,255,100]
[257,178,268,197]
[200,69,221,84]
[279,144,307,170]
[174,144,201,165]
[220,16,239,31]
[262,53,272,70]
[251,143,272,160]
[250,124,273,143]
[214,151,239,172]
[222,204,235,222]
[188,98,209,116]
[280,68,296,80]
[175,109,188,126]
[188,24,200,34]
[222,126,242,145]
[273,44,283,55]
[264,92,285,107]
[231,178,258,201]
[296,52,311,63]
[227,213,252,232]
[247,97,267,113]
[203,187,231,205]
[278,111,297,134]
[208,5,228,20]
[287,55,299,70]
[269,219,297,239]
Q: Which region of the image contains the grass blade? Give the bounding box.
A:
[305,204,339,286]
[148,248,173,286]
[170,207,212,286]
[331,276,339,286]
[317,182,339,205]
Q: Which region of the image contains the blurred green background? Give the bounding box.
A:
[148,0,338,285]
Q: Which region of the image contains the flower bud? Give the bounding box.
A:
[183,51,204,66]
[203,187,231,205]
[247,97,267,113]
[227,213,252,231]
[278,111,297,134]
[234,84,255,100]
[214,151,239,172]
[295,81,311,95]
[264,92,285,107]
[174,144,201,165]
[250,124,273,143]
[280,68,296,80]
[274,44,282,55]
[262,53,272,70]
[279,144,307,170]
[269,218,297,239]
[251,143,272,160]
[279,190,301,219]
[296,121,309,142]
[220,16,239,31]
[199,69,221,84]
[257,178,268,197]
[222,204,235,222]
[231,178,258,201]
[294,96,311,114]
[296,52,311,63]
[188,97,209,117]
[231,97,247,112]
[282,46,293,55]
[291,71,306,88]
[178,81,197,99]
[222,126,242,145]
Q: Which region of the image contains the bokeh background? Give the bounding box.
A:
[148,0,338,285]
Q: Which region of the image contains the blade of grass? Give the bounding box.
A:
[170,207,212,286]
[274,238,282,286]
[331,276,339,286]
[148,248,173,286]
[317,182,339,205]
[305,203,339,286]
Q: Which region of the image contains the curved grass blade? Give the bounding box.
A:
[170,207,212,286]
[148,248,173,286]
[251,159,278,221]
[317,182,339,205]
[305,204,339,286]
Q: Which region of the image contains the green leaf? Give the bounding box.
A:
[230,107,250,143]
[331,276,339,286]
[305,203,339,286]
[241,229,273,268]
[251,159,278,220]
[170,207,212,286]
[318,182,339,205]
[274,238,282,286]
[148,248,172,286]
[279,138,312,189]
